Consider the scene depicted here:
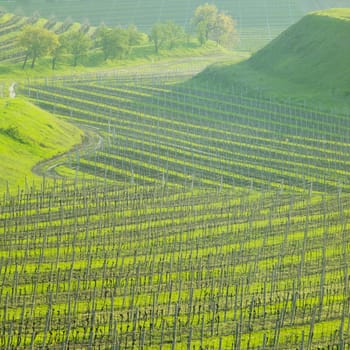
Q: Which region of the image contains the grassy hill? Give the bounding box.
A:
[0,97,83,190]
[190,8,350,111]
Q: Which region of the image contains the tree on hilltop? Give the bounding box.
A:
[51,35,67,70]
[191,3,237,47]
[150,21,184,53]
[61,30,92,66]
[18,25,59,69]
[126,24,144,47]
[164,21,184,49]
[96,26,129,60]
[191,3,218,45]
[211,12,237,47]
[96,24,143,60]
[150,22,167,54]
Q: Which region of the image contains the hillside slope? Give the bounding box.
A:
[248,8,350,93]
[0,97,83,190]
[191,8,350,109]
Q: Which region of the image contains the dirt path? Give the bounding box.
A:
[32,125,103,179]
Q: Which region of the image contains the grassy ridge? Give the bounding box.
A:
[248,9,350,95]
[0,97,83,189]
[191,8,350,111]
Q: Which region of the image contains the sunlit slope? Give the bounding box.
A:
[192,9,350,107]
[0,97,83,190]
[248,9,350,93]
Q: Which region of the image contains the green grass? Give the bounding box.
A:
[190,8,350,113]
[0,38,242,87]
[0,97,83,189]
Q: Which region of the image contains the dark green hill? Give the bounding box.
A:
[248,9,350,94]
[191,8,350,110]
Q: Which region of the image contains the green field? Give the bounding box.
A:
[1,5,350,350]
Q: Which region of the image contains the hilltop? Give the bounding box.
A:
[191,8,350,111]
[0,97,83,189]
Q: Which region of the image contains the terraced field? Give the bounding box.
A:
[0,71,346,349]
[1,179,350,349]
[0,12,94,64]
[0,12,40,63]
[22,74,350,193]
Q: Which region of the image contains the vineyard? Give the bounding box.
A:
[0,11,95,64]
[0,66,349,349]
[23,73,350,192]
